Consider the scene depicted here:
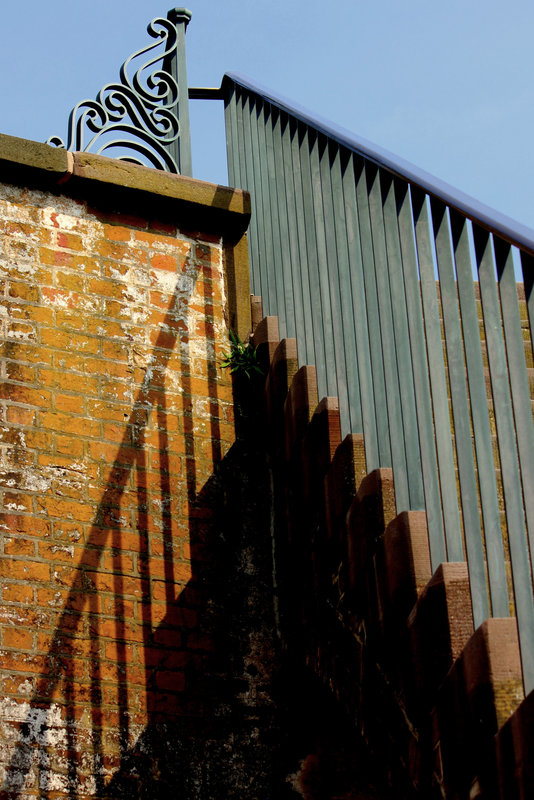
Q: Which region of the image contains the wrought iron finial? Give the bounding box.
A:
[167,7,192,26]
[47,9,193,175]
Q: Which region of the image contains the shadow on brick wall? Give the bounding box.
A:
[1,262,397,799]
[0,271,292,799]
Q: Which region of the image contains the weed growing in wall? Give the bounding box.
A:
[220,330,263,379]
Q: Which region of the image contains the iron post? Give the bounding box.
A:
[166,7,193,176]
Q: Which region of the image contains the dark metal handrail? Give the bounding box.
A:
[223,72,534,256]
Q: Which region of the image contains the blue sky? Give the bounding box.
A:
[2,0,534,230]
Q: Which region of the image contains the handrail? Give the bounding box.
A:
[222,72,534,256]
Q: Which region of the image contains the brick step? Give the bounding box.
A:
[253,302,526,799]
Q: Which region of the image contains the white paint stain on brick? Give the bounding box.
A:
[4,501,28,511]
[41,290,99,314]
[150,270,179,295]
[0,467,51,494]
[42,209,85,232]
[0,697,147,796]
[109,264,150,288]
[0,699,66,746]
[39,771,70,792]
[0,259,39,279]
[122,284,147,305]
[50,544,75,558]
[120,307,149,325]
[14,680,33,698]
[5,327,35,342]
[46,591,66,607]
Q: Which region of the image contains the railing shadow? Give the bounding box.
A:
[0,257,284,798]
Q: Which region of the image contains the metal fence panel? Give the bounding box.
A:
[223,73,534,692]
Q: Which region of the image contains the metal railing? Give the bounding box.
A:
[221,72,534,693]
[48,8,193,175]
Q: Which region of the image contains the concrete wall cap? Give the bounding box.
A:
[70,151,250,218]
[0,133,69,176]
[0,133,250,236]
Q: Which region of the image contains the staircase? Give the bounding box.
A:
[220,72,534,798]
[248,294,526,798]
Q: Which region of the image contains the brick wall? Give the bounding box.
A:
[0,139,286,798]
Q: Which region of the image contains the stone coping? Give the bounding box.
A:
[0,133,250,238]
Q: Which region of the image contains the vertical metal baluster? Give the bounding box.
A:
[269,108,294,340]
[273,111,295,338]
[342,154,377,462]
[412,188,463,562]
[318,140,349,426]
[368,166,409,509]
[355,160,391,468]
[289,120,315,365]
[495,238,534,570]
[382,176,424,510]
[397,182,446,565]
[224,84,240,189]
[475,225,534,692]
[520,252,534,361]
[234,87,247,192]
[451,211,509,618]
[263,107,287,338]
[240,92,261,297]
[298,127,328,397]
[279,114,307,351]
[308,134,338,397]
[432,199,488,624]
[246,94,269,302]
[166,8,192,176]
[254,100,278,316]
[249,97,266,309]
[329,146,363,437]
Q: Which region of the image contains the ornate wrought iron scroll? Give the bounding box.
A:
[47,9,192,174]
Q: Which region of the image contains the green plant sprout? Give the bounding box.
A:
[220,330,264,379]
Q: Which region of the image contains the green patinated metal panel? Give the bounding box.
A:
[309,133,338,396]
[277,113,303,344]
[329,145,363,436]
[382,175,424,511]
[317,139,349,424]
[256,101,278,315]
[341,154,378,467]
[397,183,446,566]
[521,252,534,363]
[224,85,240,189]
[412,189,463,563]
[270,109,295,340]
[368,167,410,510]
[288,118,315,363]
[241,92,261,297]
[297,126,328,394]
[249,96,269,304]
[495,238,534,553]
[450,211,509,619]
[222,76,534,690]
[263,105,288,338]
[475,225,534,693]
[431,199,489,624]
[355,160,392,468]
